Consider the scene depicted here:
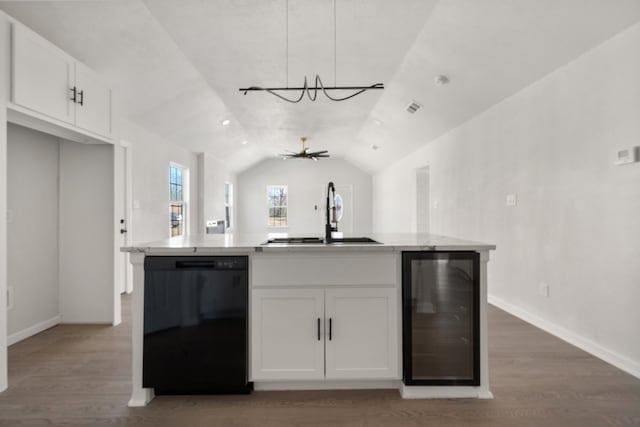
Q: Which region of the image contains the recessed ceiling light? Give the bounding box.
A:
[371,144,379,151]
[221,119,231,126]
[241,140,248,145]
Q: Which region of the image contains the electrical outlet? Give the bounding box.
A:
[133,200,141,209]
[433,200,439,209]
[7,286,13,310]
[5,209,13,223]
[506,194,517,207]
[539,282,549,298]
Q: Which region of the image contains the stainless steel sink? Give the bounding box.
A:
[263,237,325,244]
[327,237,380,244]
[261,236,381,245]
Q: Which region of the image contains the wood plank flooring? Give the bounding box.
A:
[1,295,639,426]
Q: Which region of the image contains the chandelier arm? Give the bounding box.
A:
[305,76,320,101]
[262,87,306,103]
[240,84,383,92]
[315,75,371,102]
[323,87,369,101]
[239,77,384,102]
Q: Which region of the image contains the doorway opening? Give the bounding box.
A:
[415,166,430,233]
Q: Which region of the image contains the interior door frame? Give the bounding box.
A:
[120,140,133,294]
[112,139,133,328]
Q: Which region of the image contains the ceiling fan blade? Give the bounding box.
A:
[307,151,328,156]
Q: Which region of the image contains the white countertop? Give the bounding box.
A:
[122,232,495,255]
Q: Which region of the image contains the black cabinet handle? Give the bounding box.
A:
[70,86,77,102]
[317,318,321,341]
[78,90,84,106]
[175,261,216,269]
[329,318,332,341]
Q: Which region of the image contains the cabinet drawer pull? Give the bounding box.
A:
[317,318,321,341]
[70,86,77,102]
[78,90,84,106]
[329,318,332,341]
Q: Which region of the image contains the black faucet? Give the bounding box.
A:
[325,181,338,243]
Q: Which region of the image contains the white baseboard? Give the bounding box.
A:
[401,384,493,399]
[488,294,640,379]
[254,380,400,391]
[8,315,61,346]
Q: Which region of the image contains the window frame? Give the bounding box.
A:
[224,181,233,231]
[169,163,188,238]
[266,185,288,228]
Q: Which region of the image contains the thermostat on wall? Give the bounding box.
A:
[614,146,639,165]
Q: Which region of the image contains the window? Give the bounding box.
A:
[169,164,187,237]
[224,182,233,230]
[267,185,288,227]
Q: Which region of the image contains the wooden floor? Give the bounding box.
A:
[1,296,639,426]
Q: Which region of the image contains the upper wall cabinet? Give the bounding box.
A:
[10,23,113,139]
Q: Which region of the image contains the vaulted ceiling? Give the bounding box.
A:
[2,0,640,173]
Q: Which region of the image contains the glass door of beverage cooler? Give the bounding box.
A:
[402,251,480,386]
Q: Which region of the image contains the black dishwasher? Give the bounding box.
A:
[143,256,251,394]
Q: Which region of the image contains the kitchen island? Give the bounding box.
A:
[123,233,495,406]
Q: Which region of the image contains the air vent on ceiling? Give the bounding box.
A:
[406,100,423,114]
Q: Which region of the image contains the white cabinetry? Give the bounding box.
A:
[251,289,325,380]
[73,62,112,137]
[250,253,400,382]
[11,22,112,138]
[325,287,397,379]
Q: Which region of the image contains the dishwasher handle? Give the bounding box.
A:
[175,261,217,269]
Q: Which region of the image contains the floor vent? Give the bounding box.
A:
[406,100,423,114]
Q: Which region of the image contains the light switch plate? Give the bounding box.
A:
[7,286,13,310]
[506,194,517,207]
[539,282,550,298]
[614,146,639,165]
[133,200,141,209]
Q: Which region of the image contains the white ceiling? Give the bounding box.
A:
[2,0,640,173]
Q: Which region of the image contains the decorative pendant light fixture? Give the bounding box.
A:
[239,0,384,103]
[280,137,330,160]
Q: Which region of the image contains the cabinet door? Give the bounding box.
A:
[325,287,399,379]
[74,62,112,137]
[11,24,74,124]
[251,289,325,380]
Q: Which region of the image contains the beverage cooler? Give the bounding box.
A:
[402,251,480,386]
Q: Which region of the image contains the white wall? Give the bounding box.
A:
[120,121,199,244]
[373,23,640,375]
[198,153,236,232]
[238,158,372,235]
[0,11,9,393]
[7,124,59,334]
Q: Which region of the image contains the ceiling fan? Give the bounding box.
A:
[281,137,330,161]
